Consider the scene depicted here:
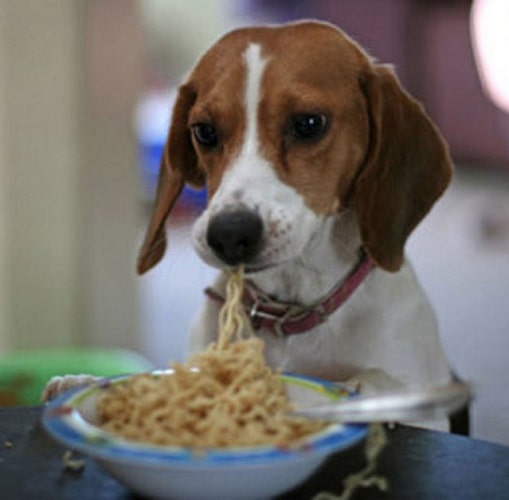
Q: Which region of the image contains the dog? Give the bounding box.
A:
[44,21,465,432]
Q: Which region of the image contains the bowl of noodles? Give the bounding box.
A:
[43,369,366,499]
[43,269,366,499]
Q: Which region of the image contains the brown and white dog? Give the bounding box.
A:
[45,21,461,430]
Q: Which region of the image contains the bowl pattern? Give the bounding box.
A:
[43,372,366,499]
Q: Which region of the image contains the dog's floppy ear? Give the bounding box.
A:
[137,84,204,274]
[355,65,453,271]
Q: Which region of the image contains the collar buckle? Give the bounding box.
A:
[249,300,284,335]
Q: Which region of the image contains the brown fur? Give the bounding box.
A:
[137,21,452,275]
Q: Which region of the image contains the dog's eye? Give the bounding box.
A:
[191,123,219,148]
[290,113,328,141]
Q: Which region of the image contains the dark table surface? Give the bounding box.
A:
[2,406,509,499]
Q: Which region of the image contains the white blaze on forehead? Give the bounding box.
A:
[211,43,270,201]
[243,43,266,157]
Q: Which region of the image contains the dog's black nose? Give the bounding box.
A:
[206,210,263,266]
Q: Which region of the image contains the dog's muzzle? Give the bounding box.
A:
[206,209,263,266]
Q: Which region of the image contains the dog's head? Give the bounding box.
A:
[137,21,452,275]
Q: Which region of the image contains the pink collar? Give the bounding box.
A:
[204,252,375,337]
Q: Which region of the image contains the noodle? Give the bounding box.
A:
[313,423,389,500]
[96,267,326,448]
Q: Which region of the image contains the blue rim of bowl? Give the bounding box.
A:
[42,372,367,468]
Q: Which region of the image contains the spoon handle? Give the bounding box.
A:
[293,381,471,423]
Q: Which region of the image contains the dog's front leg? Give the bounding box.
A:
[41,374,99,402]
[344,368,450,432]
[344,368,405,396]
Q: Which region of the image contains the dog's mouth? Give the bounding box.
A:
[194,205,315,274]
[237,261,274,274]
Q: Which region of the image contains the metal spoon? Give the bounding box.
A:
[292,381,472,423]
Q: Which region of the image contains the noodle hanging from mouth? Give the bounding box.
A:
[96,267,327,448]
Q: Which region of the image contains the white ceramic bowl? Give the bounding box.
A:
[43,372,366,500]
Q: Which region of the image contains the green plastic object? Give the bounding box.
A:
[0,348,154,406]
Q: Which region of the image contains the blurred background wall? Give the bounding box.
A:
[0,0,508,444]
[0,1,86,350]
[0,0,142,352]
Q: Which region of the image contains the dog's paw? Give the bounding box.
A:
[344,368,404,396]
[41,374,99,402]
